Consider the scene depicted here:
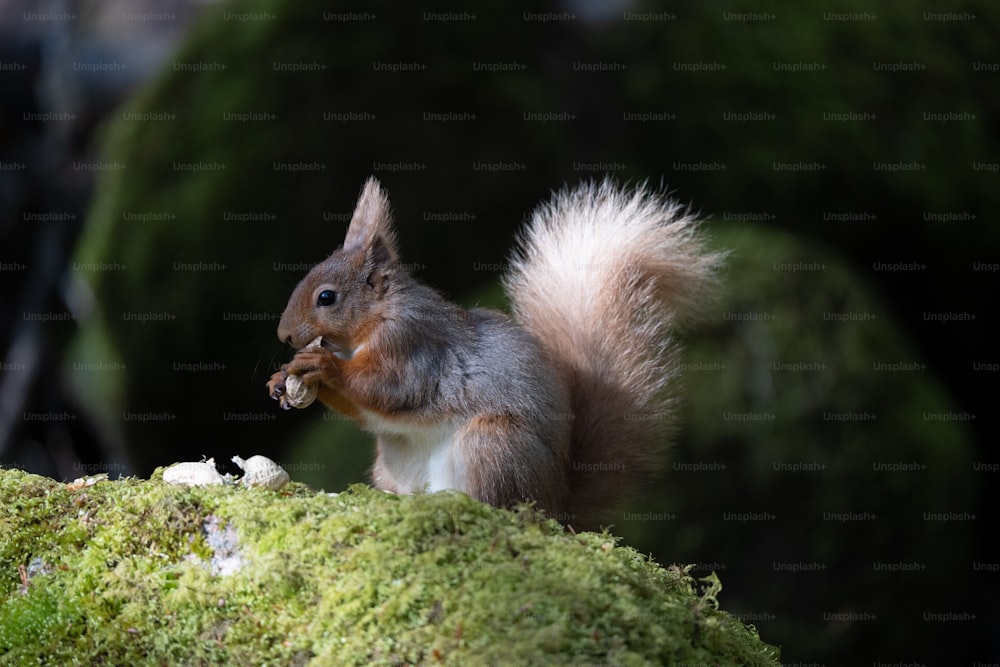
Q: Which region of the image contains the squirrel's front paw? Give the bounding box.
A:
[267,368,297,410]
[284,347,337,385]
[267,366,320,410]
[269,338,332,410]
[267,368,288,400]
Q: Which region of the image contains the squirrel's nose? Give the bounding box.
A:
[276,321,292,346]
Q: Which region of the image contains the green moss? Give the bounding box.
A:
[0,467,779,665]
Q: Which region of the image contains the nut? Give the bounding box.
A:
[162,459,224,487]
[283,374,317,409]
[283,336,323,409]
[232,455,290,491]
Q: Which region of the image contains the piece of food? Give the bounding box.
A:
[162,459,224,487]
[283,374,317,408]
[282,336,323,409]
[232,455,290,490]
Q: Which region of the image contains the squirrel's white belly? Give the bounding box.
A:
[361,410,466,494]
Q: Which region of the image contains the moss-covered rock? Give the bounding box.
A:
[0,467,779,665]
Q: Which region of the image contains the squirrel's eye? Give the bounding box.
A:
[317,290,338,307]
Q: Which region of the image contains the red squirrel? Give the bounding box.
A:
[267,178,721,527]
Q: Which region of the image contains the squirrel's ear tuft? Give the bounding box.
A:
[343,177,399,263]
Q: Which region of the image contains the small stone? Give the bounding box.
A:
[232,455,290,491]
[162,459,224,487]
[66,474,108,490]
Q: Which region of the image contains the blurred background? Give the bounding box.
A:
[1,0,996,664]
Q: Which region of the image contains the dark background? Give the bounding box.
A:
[2,1,996,664]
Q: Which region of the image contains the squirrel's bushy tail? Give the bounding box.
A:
[504,180,722,523]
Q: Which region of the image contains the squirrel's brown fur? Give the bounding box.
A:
[268,178,721,528]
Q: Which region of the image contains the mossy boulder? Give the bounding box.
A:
[0,467,779,665]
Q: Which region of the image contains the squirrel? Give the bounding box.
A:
[267,177,721,528]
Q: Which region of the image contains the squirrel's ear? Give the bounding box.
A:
[343,177,399,264]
